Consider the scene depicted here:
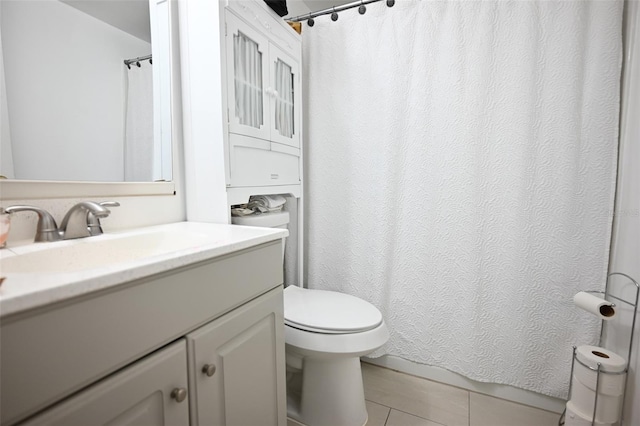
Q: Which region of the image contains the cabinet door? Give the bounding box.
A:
[22,340,189,426]
[268,43,300,149]
[187,287,286,426]
[226,11,271,141]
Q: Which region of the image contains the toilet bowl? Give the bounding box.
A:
[231,210,389,426]
[284,285,389,426]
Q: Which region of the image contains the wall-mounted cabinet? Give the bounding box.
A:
[221,0,302,202]
[225,11,300,150]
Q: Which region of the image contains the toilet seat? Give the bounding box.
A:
[285,320,389,357]
[284,286,383,334]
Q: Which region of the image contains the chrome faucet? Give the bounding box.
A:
[86,201,120,236]
[59,201,113,240]
[4,205,62,242]
[4,201,119,243]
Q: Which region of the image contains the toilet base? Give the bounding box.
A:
[287,356,368,426]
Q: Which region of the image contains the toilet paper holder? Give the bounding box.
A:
[561,272,639,426]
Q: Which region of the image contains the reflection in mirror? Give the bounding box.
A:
[0,0,172,182]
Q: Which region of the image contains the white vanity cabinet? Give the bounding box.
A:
[1,240,286,426]
[222,0,302,196]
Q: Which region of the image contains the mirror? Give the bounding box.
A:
[0,0,173,183]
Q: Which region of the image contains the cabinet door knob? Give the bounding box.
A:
[171,387,188,403]
[202,364,216,377]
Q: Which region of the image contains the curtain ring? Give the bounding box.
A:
[359,0,366,15]
[307,13,315,27]
[386,0,395,7]
[136,61,141,67]
[331,7,338,21]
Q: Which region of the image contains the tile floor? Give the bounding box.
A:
[288,362,561,426]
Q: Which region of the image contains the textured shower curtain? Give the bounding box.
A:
[124,63,154,181]
[303,0,622,398]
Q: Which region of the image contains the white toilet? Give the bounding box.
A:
[232,211,389,426]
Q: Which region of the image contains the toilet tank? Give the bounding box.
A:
[231,211,290,258]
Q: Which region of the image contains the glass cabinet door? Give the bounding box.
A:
[269,44,300,149]
[226,12,270,141]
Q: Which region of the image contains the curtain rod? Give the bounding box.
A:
[287,0,394,24]
[124,54,152,69]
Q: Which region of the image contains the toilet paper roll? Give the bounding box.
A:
[575,345,627,377]
[565,401,614,426]
[575,345,626,395]
[569,346,627,424]
[570,376,623,423]
[573,292,616,320]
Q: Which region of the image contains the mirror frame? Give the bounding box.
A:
[0,180,175,199]
[0,0,181,200]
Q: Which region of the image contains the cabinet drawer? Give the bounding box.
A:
[230,139,300,187]
[1,242,283,425]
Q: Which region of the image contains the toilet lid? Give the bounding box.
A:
[284,286,383,334]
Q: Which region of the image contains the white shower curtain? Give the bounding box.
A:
[124,63,154,182]
[304,0,622,398]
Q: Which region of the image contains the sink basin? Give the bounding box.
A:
[0,221,288,318]
[1,228,220,274]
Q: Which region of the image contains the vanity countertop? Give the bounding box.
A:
[0,221,287,318]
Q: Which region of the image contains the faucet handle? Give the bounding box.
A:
[4,205,61,242]
[87,201,120,236]
[99,201,120,208]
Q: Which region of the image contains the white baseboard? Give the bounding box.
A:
[362,355,566,414]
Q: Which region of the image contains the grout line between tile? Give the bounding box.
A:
[387,407,447,426]
[363,362,474,395]
[468,389,560,415]
[365,399,445,426]
[365,397,451,426]
[383,406,391,426]
[366,399,393,411]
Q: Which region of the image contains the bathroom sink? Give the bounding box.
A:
[0,221,288,317]
[1,228,219,274]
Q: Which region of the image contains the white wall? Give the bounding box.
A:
[177,0,229,223]
[0,2,14,179]
[1,0,150,181]
[284,0,312,19]
[609,2,640,425]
